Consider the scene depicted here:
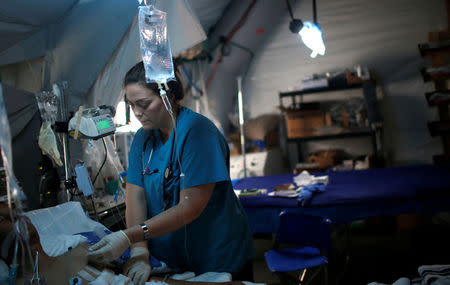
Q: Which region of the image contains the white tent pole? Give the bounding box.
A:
[237,76,247,178]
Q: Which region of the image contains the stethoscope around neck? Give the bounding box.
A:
[141,130,175,208]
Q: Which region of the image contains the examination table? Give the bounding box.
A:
[234,165,450,233]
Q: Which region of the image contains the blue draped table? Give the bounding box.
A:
[234,165,450,234]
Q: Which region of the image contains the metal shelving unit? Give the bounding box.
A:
[419,36,450,165]
[286,128,375,143]
[279,82,382,164]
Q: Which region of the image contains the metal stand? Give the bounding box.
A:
[54,83,73,201]
[237,77,247,178]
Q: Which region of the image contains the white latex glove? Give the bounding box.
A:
[123,247,151,285]
[88,230,131,264]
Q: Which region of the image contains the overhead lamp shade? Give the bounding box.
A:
[289,19,303,34]
[298,21,325,58]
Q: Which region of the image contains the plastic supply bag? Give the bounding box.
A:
[138,4,175,83]
[38,121,63,166]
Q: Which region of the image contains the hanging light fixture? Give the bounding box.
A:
[286,0,326,58]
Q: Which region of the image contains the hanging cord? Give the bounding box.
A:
[206,0,257,90]
[285,0,295,20]
[313,0,317,24]
[92,138,108,185]
[89,138,108,221]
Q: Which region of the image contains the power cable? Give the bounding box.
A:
[286,0,295,20]
[313,0,317,23]
[89,138,108,221]
[92,138,108,185]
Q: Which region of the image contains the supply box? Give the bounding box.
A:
[284,109,325,138]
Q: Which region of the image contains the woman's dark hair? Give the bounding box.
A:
[124,61,184,101]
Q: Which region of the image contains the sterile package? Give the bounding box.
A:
[138,4,175,83]
[24,202,108,256]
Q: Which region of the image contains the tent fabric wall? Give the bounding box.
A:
[42,0,138,103]
[84,16,141,108]
[241,0,447,165]
[0,57,43,94]
[0,0,78,64]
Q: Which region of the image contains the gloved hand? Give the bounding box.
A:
[88,230,131,264]
[297,184,327,207]
[124,247,151,285]
[297,189,313,207]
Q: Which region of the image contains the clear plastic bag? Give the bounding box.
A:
[38,121,63,166]
[35,83,65,167]
[35,90,59,124]
[138,4,175,83]
[0,85,26,214]
[82,137,124,190]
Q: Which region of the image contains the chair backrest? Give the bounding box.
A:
[274,209,332,253]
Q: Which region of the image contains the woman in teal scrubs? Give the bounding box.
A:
[88,61,254,285]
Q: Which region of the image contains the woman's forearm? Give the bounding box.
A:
[125,183,214,244]
[125,197,197,243]
[125,183,148,247]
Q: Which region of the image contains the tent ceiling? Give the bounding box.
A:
[0,0,231,56]
[188,0,231,34]
[0,0,78,53]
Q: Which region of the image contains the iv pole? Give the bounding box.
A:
[59,89,70,201]
[237,77,247,178]
[54,83,73,201]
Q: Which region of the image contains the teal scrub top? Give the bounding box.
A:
[127,107,253,274]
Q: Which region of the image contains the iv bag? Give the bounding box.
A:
[138,5,175,83]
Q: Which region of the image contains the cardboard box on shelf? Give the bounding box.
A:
[284,109,325,138]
